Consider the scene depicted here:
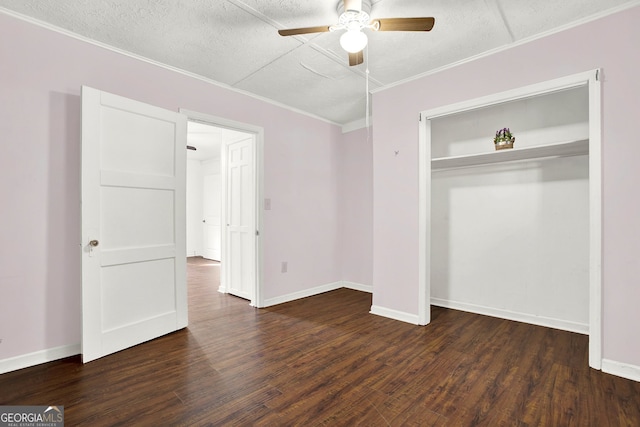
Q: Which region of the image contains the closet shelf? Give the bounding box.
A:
[431,139,589,171]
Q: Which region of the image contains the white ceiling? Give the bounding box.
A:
[1,0,636,125]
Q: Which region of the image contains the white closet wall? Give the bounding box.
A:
[430,86,590,332]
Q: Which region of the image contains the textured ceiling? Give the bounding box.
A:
[0,0,636,125]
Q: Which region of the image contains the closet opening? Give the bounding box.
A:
[418,70,602,369]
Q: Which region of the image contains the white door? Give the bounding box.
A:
[203,173,221,261]
[223,138,256,300]
[81,86,187,363]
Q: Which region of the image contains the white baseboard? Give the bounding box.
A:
[602,359,640,382]
[263,282,344,307]
[263,281,373,307]
[370,305,419,325]
[218,285,227,294]
[431,298,589,335]
[0,343,80,375]
[342,281,373,293]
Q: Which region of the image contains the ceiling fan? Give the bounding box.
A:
[278,0,435,66]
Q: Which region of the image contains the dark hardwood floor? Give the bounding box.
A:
[1,256,639,426]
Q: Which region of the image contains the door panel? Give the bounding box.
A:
[101,259,176,331]
[100,107,176,176]
[81,86,187,363]
[101,186,175,247]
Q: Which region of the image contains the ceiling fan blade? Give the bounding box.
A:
[278,26,331,36]
[374,17,435,32]
[348,50,364,66]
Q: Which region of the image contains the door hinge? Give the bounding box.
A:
[256,230,260,236]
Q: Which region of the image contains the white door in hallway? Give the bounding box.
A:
[203,172,221,261]
[81,86,187,363]
[223,137,256,301]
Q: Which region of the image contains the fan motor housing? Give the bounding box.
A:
[337,0,373,16]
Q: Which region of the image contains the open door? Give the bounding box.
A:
[223,137,256,301]
[81,86,187,363]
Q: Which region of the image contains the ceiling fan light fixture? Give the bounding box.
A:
[277,0,434,66]
[340,29,367,53]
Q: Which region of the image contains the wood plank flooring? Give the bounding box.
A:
[1,256,639,426]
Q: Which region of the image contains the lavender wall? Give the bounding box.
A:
[338,128,373,287]
[372,6,640,367]
[0,12,342,361]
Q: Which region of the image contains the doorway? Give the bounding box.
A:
[187,121,251,262]
[182,110,264,308]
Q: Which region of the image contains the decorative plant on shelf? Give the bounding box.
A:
[494,128,515,150]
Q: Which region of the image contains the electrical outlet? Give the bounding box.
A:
[281,261,288,273]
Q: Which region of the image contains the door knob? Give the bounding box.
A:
[89,240,99,247]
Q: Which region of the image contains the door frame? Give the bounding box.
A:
[418,69,602,369]
[180,109,264,308]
